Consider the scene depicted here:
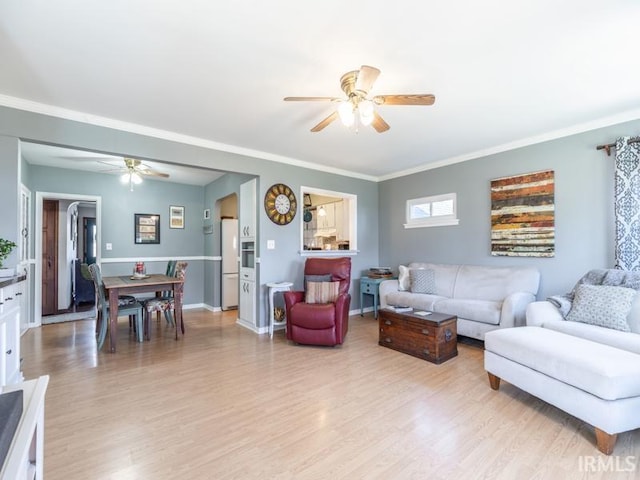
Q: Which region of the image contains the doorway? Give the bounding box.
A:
[83,217,97,265]
[41,199,58,316]
[34,192,102,326]
[218,193,239,311]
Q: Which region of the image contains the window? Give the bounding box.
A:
[405,193,459,228]
[300,187,357,254]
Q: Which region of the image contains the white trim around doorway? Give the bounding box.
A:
[34,192,102,327]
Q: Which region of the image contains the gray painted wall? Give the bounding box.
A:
[379,118,640,299]
[28,164,207,305]
[0,136,20,268]
[0,106,380,329]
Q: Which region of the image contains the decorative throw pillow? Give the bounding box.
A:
[410,268,436,294]
[398,265,411,291]
[305,274,332,289]
[305,281,340,304]
[566,284,635,332]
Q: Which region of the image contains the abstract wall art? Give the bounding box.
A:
[490,170,555,257]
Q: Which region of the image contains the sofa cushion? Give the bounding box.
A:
[410,268,435,294]
[385,291,446,311]
[305,281,339,304]
[453,265,540,301]
[398,265,411,291]
[566,284,634,332]
[541,319,640,355]
[434,298,501,325]
[485,327,640,400]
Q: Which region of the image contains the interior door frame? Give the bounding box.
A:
[34,192,101,326]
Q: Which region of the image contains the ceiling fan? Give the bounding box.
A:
[101,158,169,191]
[284,65,435,133]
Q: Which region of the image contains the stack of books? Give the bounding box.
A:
[368,267,393,279]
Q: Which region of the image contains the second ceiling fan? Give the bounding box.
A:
[284,65,435,133]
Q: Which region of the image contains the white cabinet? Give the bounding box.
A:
[0,277,25,388]
[0,375,49,480]
[238,179,257,330]
[240,179,257,239]
[239,279,255,329]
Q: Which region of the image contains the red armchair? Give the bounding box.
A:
[283,257,352,346]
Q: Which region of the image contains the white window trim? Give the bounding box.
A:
[404,192,459,229]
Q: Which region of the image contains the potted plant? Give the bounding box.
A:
[0,238,17,277]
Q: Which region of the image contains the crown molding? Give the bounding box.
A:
[378,108,640,181]
[0,94,378,182]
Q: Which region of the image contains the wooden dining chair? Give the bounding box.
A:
[88,263,144,350]
[142,261,187,340]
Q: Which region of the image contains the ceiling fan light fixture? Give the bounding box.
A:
[120,172,143,185]
[338,101,355,127]
[358,100,374,126]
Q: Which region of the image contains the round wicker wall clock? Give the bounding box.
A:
[264,183,297,225]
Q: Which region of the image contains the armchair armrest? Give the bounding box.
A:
[526,300,564,327]
[500,291,536,328]
[283,290,305,309]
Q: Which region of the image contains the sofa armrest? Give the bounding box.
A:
[526,300,564,327]
[378,279,399,308]
[500,292,536,328]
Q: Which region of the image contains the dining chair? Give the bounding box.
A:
[138,260,176,328]
[142,261,187,340]
[88,263,144,350]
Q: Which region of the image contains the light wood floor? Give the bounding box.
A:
[20,310,640,480]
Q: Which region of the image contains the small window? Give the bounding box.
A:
[405,193,459,228]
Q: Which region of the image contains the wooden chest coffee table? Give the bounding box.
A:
[378,309,458,364]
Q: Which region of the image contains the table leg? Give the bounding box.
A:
[374,292,378,319]
[108,288,119,353]
[268,288,275,339]
[174,282,185,339]
[360,289,364,317]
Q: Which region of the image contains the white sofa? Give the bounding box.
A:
[485,270,640,454]
[379,262,540,340]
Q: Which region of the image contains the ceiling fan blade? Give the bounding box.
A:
[355,65,380,94]
[284,96,340,102]
[373,94,436,106]
[371,111,390,133]
[310,111,338,132]
[140,170,170,178]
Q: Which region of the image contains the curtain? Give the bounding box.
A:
[614,136,640,270]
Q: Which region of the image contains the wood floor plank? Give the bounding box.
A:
[19,310,640,479]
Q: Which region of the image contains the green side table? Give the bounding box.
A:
[360,276,395,318]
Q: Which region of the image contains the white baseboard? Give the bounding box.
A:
[352,306,373,316]
[183,303,220,312]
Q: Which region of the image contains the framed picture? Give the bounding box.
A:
[170,205,185,229]
[134,214,160,244]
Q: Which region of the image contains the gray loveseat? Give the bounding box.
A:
[379,262,540,340]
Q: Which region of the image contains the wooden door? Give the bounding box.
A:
[42,199,58,316]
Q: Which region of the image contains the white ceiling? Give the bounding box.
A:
[2,1,640,181]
